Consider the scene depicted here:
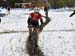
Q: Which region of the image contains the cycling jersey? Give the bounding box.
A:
[30,12,42,21]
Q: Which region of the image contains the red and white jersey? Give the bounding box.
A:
[29,12,42,21]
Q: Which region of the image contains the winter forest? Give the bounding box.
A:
[0,0,75,8]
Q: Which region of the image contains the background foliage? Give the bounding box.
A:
[0,0,75,8]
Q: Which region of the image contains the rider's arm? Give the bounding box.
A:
[40,18,43,24]
[39,13,44,25]
[40,17,44,27]
[27,14,32,25]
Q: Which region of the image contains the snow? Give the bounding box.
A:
[0,8,75,56]
[0,8,8,14]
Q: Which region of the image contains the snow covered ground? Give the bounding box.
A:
[0,8,75,56]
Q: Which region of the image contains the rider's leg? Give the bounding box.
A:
[32,21,39,42]
[34,28,39,42]
[28,25,32,36]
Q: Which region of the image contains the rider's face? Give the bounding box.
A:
[34,12,39,15]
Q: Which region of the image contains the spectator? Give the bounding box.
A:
[44,5,49,17]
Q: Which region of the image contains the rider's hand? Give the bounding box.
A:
[41,23,44,26]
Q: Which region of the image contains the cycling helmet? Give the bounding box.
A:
[34,7,40,12]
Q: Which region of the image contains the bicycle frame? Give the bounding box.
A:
[30,28,38,55]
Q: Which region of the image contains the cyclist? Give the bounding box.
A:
[27,7,43,41]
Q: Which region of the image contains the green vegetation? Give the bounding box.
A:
[0,0,75,8]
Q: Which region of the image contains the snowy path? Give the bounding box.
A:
[0,9,75,56]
